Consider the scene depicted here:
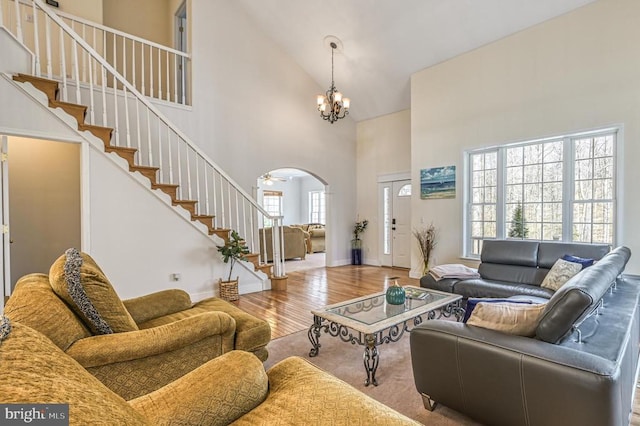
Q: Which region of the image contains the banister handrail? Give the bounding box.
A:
[16,0,190,58]
[31,0,273,220]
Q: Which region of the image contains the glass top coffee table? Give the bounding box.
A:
[308,286,463,386]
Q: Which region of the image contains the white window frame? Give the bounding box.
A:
[262,190,282,227]
[309,190,326,224]
[464,127,620,258]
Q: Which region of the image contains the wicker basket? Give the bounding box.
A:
[219,278,239,301]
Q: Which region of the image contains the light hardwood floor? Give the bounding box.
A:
[236,264,640,424]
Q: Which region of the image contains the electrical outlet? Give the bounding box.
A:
[170,273,181,281]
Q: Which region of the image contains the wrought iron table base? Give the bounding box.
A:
[307,300,463,386]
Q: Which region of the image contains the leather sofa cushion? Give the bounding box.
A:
[537,242,610,269]
[419,274,459,293]
[536,246,631,343]
[478,263,548,285]
[454,278,554,299]
[481,240,539,267]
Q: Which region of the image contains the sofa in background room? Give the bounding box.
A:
[259,225,308,262]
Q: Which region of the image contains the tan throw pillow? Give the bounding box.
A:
[541,258,583,291]
[49,248,138,335]
[467,301,547,337]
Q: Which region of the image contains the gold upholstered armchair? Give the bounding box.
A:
[4,248,271,400]
[1,318,418,425]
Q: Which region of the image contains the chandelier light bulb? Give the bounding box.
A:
[334,91,343,102]
[343,98,350,109]
[317,95,325,105]
[319,103,327,112]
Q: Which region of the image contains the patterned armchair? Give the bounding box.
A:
[4,248,270,400]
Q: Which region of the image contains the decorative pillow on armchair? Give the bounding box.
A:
[49,248,138,335]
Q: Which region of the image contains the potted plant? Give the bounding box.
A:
[413,223,438,275]
[216,230,250,301]
[351,219,368,265]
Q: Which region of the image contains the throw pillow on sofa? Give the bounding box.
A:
[49,248,138,335]
[561,254,595,269]
[541,258,583,291]
[466,300,547,336]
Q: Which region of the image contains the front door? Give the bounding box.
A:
[379,179,412,268]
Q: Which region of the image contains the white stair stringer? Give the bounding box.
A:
[3,73,270,294]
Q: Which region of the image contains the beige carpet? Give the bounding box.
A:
[284,252,326,272]
[264,329,481,425]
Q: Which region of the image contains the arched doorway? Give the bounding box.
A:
[256,168,327,271]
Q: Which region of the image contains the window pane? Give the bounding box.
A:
[575,160,592,180]
[543,182,562,202]
[543,224,562,241]
[573,223,592,242]
[484,205,496,221]
[506,185,523,203]
[594,136,613,157]
[485,152,497,169]
[573,203,592,223]
[575,139,592,160]
[542,202,562,223]
[472,188,485,203]
[472,171,485,187]
[543,162,562,182]
[593,179,613,200]
[485,169,497,186]
[592,202,613,224]
[524,203,541,222]
[398,184,412,196]
[527,223,542,240]
[506,147,523,167]
[506,167,523,184]
[471,222,483,238]
[472,154,484,171]
[524,184,541,202]
[544,142,563,162]
[485,186,497,203]
[575,180,593,200]
[484,222,496,238]
[471,205,483,221]
[524,144,542,164]
[593,157,613,179]
[524,165,542,183]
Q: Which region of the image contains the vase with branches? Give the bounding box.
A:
[353,219,369,240]
[414,224,438,275]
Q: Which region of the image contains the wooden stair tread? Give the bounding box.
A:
[173,199,197,205]
[105,145,137,154]
[130,165,160,171]
[153,182,179,189]
[13,73,58,100]
[192,214,214,219]
[50,99,87,111]
[78,123,112,132]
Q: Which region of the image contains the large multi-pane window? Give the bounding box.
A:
[466,129,617,257]
[309,191,326,224]
[262,190,282,227]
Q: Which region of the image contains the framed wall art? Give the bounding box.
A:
[420,166,456,199]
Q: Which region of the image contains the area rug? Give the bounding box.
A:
[264,329,480,425]
[284,252,326,272]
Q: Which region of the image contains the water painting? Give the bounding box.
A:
[420,166,456,199]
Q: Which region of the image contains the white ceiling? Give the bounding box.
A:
[236,0,597,122]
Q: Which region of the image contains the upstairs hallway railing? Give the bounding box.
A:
[0,0,286,280]
[1,0,190,105]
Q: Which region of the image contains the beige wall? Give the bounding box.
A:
[103,0,172,46]
[356,109,411,265]
[8,137,81,287]
[59,0,103,23]
[411,0,640,274]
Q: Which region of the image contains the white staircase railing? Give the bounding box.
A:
[1,0,286,279]
[1,0,190,105]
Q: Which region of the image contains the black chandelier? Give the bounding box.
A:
[316,41,350,124]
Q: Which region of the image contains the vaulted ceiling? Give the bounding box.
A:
[236,0,597,122]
